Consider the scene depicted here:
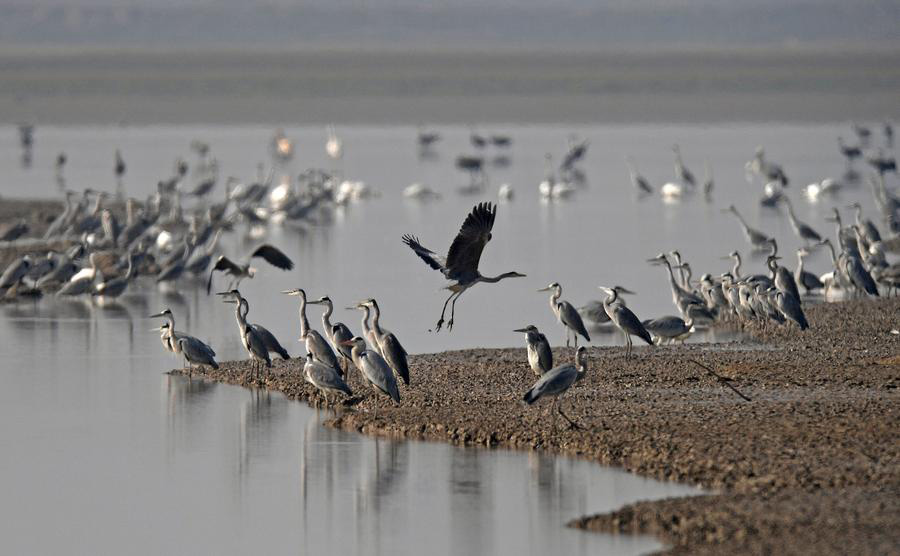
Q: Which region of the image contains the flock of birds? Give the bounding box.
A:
[2,121,899,427]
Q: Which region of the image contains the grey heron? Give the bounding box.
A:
[768,256,802,305]
[92,252,135,299]
[0,256,32,296]
[150,308,218,371]
[312,296,354,376]
[282,288,341,372]
[219,289,289,362]
[599,286,652,356]
[795,249,824,294]
[364,299,410,386]
[578,286,635,326]
[849,202,881,244]
[538,282,590,348]
[513,325,553,376]
[672,144,696,187]
[642,316,694,345]
[725,205,772,249]
[342,337,401,412]
[207,244,294,294]
[220,292,271,379]
[402,202,525,331]
[625,156,653,195]
[522,346,587,430]
[349,301,381,354]
[304,353,352,407]
[774,290,808,330]
[780,197,822,244]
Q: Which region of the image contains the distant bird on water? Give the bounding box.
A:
[402,202,525,332]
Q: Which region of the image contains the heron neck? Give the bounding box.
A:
[481,272,516,283]
[298,297,309,339]
[370,304,384,336]
[732,256,742,279]
[359,305,372,336]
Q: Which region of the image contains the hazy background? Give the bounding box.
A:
[1,0,898,125]
[1,0,899,49]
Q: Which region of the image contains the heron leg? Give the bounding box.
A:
[435,291,458,331]
[448,290,465,331]
[566,329,570,348]
[558,400,581,430]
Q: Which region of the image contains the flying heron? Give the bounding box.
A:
[207,244,294,294]
[523,346,587,429]
[402,202,525,331]
[514,325,553,376]
[538,282,590,348]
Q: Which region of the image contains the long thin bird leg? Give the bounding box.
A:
[558,401,582,430]
[435,291,457,331]
[448,290,465,331]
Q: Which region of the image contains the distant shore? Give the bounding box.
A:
[2,47,898,125]
[168,296,900,555]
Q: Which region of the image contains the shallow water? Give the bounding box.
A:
[0,297,700,555]
[0,122,887,553]
[0,123,882,353]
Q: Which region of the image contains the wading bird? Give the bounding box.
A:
[150,308,218,371]
[342,337,400,414]
[523,346,587,429]
[312,296,354,375]
[538,282,590,347]
[364,299,410,386]
[599,286,652,356]
[725,205,771,249]
[514,325,553,375]
[402,202,525,331]
[304,353,352,407]
[219,290,289,365]
[220,292,271,379]
[282,288,341,372]
[207,244,294,294]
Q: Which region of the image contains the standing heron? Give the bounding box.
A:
[206,244,294,294]
[599,286,652,356]
[626,156,653,195]
[220,292,271,379]
[522,346,587,429]
[514,325,553,375]
[725,205,771,249]
[350,301,381,355]
[312,295,354,376]
[538,282,590,348]
[304,354,352,407]
[364,299,410,386]
[218,289,289,362]
[780,197,822,244]
[672,144,696,188]
[342,337,400,413]
[402,202,525,331]
[282,288,342,372]
[578,287,635,326]
[642,316,694,345]
[774,291,808,330]
[149,308,218,371]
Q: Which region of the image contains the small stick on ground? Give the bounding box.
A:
[688,359,752,402]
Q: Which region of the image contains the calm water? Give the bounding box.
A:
[0,122,886,554]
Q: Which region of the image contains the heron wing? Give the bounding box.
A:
[445,202,496,278]
[558,301,590,341]
[536,333,553,372]
[523,364,576,404]
[206,255,241,293]
[305,359,352,396]
[614,305,653,344]
[401,234,447,272]
[379,332,410,385]
[251,244,294,270]
[360,351,400,403]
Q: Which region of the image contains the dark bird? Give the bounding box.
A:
[206,244,294,294]
[402,202,525,332]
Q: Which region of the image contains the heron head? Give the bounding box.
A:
[315,296,332,305]
[647,253,668,265]
[281,288,305,298]
[503,272,526,279]
[612,285,635,295]
[149,308,172,318]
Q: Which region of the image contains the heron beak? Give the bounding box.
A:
[513,327,528,333]
[537,287,551,292]
[148,311,167,318]
[615,286,636,295]
[281,289,300,296]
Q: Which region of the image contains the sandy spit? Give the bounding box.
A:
[170,296,899,555]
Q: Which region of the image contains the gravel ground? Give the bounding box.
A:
[169,296,900,555]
